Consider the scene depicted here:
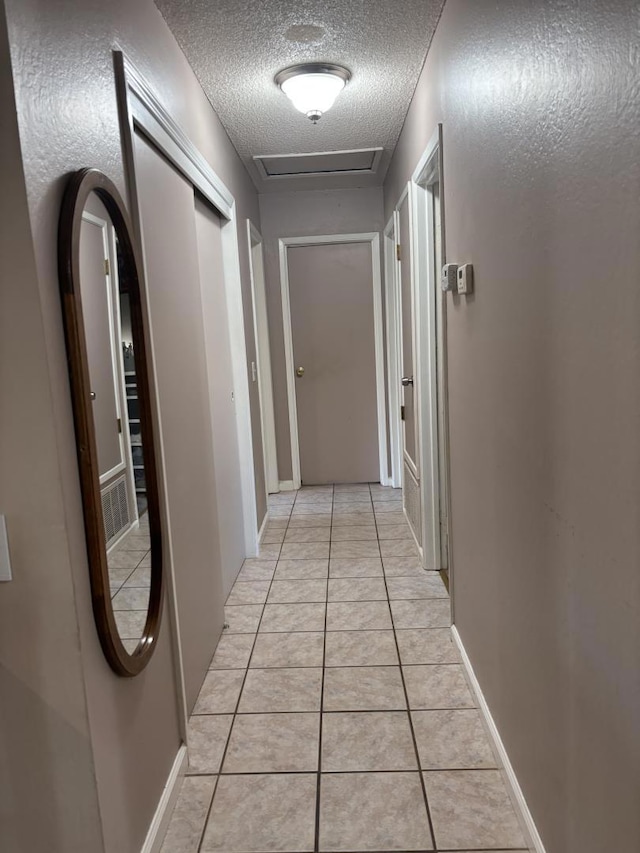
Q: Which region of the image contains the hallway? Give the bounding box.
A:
[3,2,638,852]
[161,484,527,852]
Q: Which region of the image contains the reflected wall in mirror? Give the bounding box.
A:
[58,168,163,676]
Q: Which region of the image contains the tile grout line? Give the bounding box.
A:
[108,546,149,599]
[187,484,446,853]
[314,482,333,853]
[371,482,440,853]
[192,765,501,776]
[195,494,293,853]
[193,705,480,716]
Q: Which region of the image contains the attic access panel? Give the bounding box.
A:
[253,147,383,179]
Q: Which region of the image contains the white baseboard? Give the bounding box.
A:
[278,480,296,491]
[451,626,546,853]
[141,744,188,853]
[258,511,269,544]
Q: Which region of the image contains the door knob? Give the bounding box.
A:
[296,366,305,378]
[401,376,413,387]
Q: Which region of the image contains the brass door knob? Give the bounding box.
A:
[296,366,305,378]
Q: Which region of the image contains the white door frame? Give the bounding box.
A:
[395,183,424,558]
[247,221,279,495]
[383,214,402,488]
[114,52,259,558]
[410,125,447,571]
[278,232,388,489]
[81,209,129,489]
[114,53,261,743]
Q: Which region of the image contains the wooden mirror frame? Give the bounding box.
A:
[58,168,163,676]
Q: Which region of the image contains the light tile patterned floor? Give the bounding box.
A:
[160,484,529,853]
[107,514,151,651]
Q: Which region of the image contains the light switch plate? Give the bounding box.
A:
[457,263,474,295]
[0,515,12,582]
[441,263,458,292]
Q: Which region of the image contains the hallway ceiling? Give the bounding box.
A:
[154,0,445,192]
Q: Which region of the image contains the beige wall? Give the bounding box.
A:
[385,2,640,851]
[0,4,104,848]
[1,0,265,850]
[259,187,385,482]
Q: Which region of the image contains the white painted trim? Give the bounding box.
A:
[278,232,388,488]
[278,239,302,490]
[140,744,188,853]
[384,215,402,488]
[114,51,259,560]
[279,480,296,491]
[220,203,259,556]
[410,127,442,571]
[369,233,390,487]
[120,58,233,219]
[395,181,422,546]
[108,216,139,524]
[257,510,269,544]
[114,54,190,745]
[81,209,129,488]
[452,626,547,853]
[247,221,279,495]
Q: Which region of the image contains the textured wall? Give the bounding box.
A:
[385,2,640,851]
[2,0,264,850]
[259,187,385,482]
[0,3,104,849]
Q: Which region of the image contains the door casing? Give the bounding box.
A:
[247,221,279,497]
[410,124,452,574]
[383,215,402,488]
[387,125,453,576]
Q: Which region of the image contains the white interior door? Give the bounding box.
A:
[410,127,450,573]
[397,192,422,545]
[79,205,127,485]
[286,240,380,485]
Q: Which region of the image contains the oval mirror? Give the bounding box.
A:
[58,168,163,676]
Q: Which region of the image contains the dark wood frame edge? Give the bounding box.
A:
[58,167,164,677]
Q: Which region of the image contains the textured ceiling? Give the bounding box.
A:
[154,0,445,191]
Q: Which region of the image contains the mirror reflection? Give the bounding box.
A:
[78,192,151,653]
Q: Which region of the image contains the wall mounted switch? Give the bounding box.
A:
[441,263,458,292]
[0,516,12,582]
[457,263,474,295]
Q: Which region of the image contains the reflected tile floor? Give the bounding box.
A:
[160,484,529,853]
[107,517,151,651]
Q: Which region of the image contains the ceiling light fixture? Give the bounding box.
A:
[275,63,351,123]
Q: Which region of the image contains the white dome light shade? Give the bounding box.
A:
[276,63,351,122]
[281,72,345,118]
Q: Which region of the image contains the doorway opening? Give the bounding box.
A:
[388,126,451,578]
[278,233,388,488]
[247,222,279,499]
